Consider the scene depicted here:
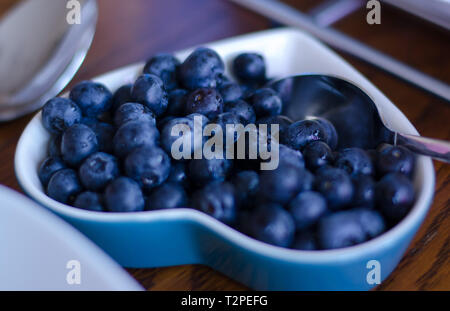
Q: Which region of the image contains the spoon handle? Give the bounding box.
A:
[398,133,450,163]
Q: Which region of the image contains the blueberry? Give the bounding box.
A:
[48,134,62,157]
[287,119,326,151]
[376,144,415,178]
[247,203,295,247]
[233,53,266,84]
[335,147,374,176]
[353,208,386,239]
[210,112,245,144]
[179,47,225,90]
[231,170,259,207]
[376,173,415,222]
[47,169,82,204]
[104,177,145,212]
[111,84,132,112]
[256,115,292,144]
[113,120,159,158]
[131,74,168,117]
[86,122,115,153]
[61,124,98,166]
[167,161,189,188]
[69,81,112,117]
[315,167,354,210]
[113,102,156,128]
[147,183,187,210]
[143,53,180,91]
[78,152,119,191]
[250,88,282,118]
[74,192,103,211]
[218,82,243,102]
[38,157,66,187]
[167,89,188,116]
[288,191,328,230]
[277,144,305,169]
[258,163,305,204]
[223,100,256,124]
[192,181,237,224]
[124,146,171,191]
[188,158,232,187]
[302,141,333,171]
[42,98,82,134]
[160,117,202,158]
[352,174,375,207]
[185,88,223,119]
[311,117,338,150]
[291,231,318,250]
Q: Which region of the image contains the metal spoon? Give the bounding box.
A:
[269,74,450,162]
[0,0,97,121]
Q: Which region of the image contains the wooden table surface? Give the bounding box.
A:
[0,0,449,290]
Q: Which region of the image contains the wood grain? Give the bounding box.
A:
[0,0,448,290]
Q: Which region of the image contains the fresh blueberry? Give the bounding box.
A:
[48,134,62,157]
[47,168,82,204]
[38,157,66,187]
[167,161,189,188]
[353,208,386,239]
[143,53,180,91]
[351,174,375,207]
[104,177,145,212]
[111,84,132,112]
[167,89,188,116]
[335,147,374,176]
[223,100,256,124]
[318,210,366,249]
[311,117,338,150]
[61,124,98,166]
[210,112,245,144]
[288,191,328,230]
[78,152,119,191]
[256,115,292,144]
[250,88,282,118]
[179,47,225,90]
[247,203,295,247]
[233,53,266,84]
[192,181,237,224]
[160,117,200,158]
[315,167,354,210]
[302,141,333,171]
[124,146,171,191]
[218,81,243,102]
[231,170,259,207]
[74,192,103,212]
[185,88,223,119]
[113,102,156,128]
[287,119,327,151]
[376,144,415,178]
[69,81,112,117]
[291,231,318,250]
[42,97,82,134]
[147,183,187,210]
[131,74,168,117]
[376,173,415,222]
[277,144,305,169]
[188,158,232,187]
[85,122,114,154]
[113,120,160,158]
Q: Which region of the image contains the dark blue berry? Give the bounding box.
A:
[124,146,171,191]
[69,81,112,117]
[42,98,81,134]
[312,117,338,150]
[74,192,103,211]
[210,112,245,144]
[376,144,415,178]
[112,84,132,112]
[256,115,292,144]
[376,173,415,222]
[233,53,266,84]
[352,174,375,207]
[61,124,98,166]
[315,167,354,210]
[143,53,180,91]
[167,161,189,188]
[78,152,119,191]
[131,74,168,116]
[104,177,145,212]
[192,181,237,224]
[47,169,82,204]
[287,119,327,151]
[250,88,282,118]
[147,183,187,210]
[185,88,223,119]
[277,144,305,169]
[179,47,225,90]
[288,191,328,230]
[291,231,317,250]
[113,102,156,128]
[353,208,385,239]
[232,170,259,207]
[113,120,159,158]
[302,141,333,171]
[335,147,374,176]
[167,89,188,116]
[223,100,256,124]
[218,82,243,102]
[38,157,66,187]
[188,158,232,187]
[85,122,115,153]
[48,134,62,157]
[160,117,195,157]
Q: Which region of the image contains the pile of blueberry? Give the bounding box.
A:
[38,47,416,250]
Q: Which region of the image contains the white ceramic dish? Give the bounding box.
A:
[0,186,142,290]
[14,28,435,290]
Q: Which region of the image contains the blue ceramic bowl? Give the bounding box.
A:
[15,28,435,290]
